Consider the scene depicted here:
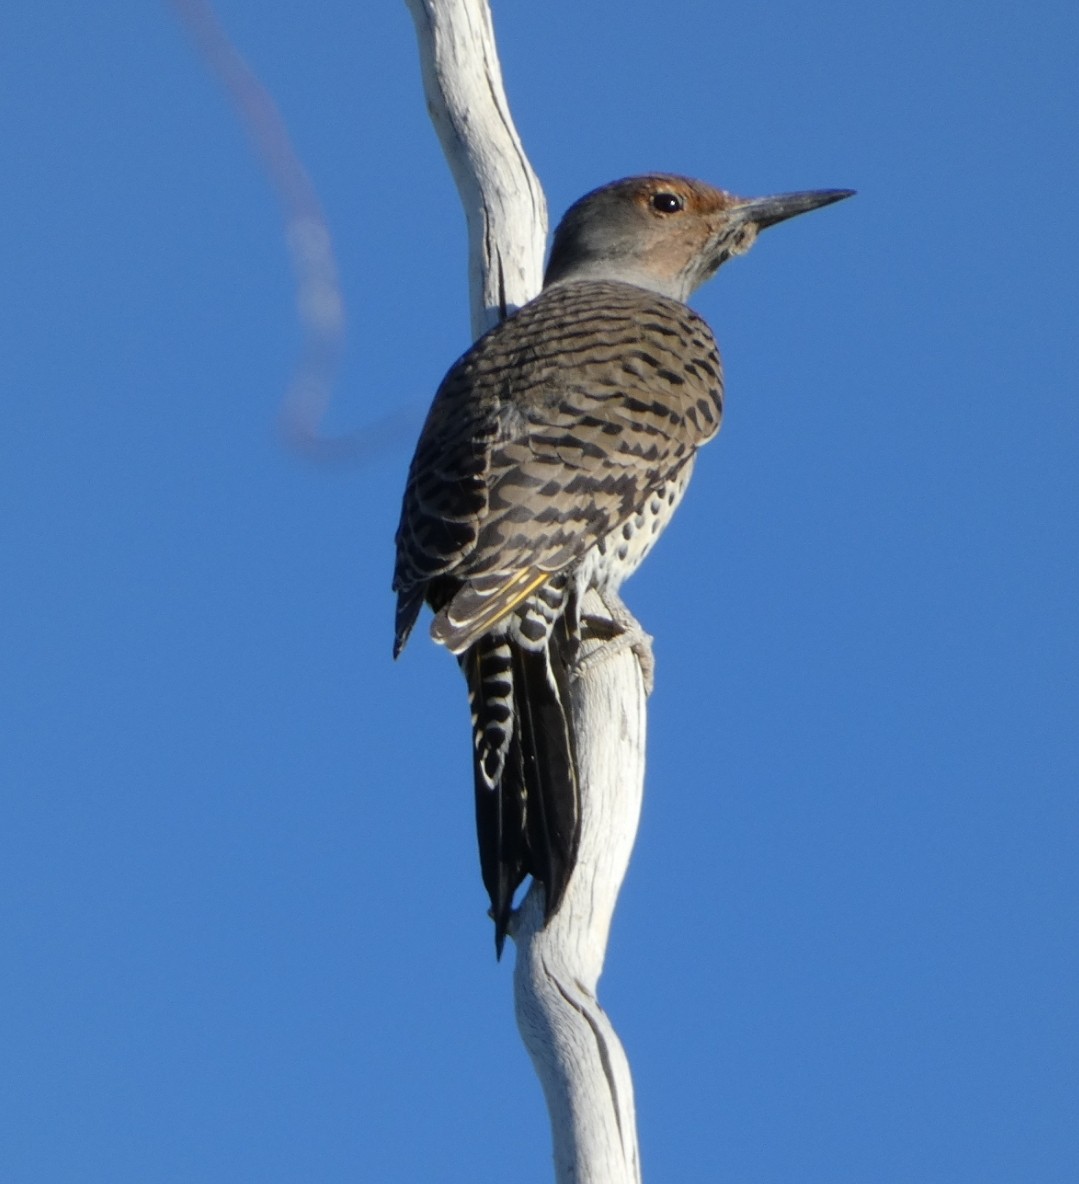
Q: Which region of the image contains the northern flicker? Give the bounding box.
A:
[394,174,852,953]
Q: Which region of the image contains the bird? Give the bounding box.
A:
[393,174,853,954]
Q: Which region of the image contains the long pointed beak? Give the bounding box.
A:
[733,188,855,230]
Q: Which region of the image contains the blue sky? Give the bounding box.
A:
[2,2,1077,1180]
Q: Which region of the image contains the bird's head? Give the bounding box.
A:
[543,174,854,302]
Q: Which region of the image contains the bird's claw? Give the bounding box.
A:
[571,603,655,695]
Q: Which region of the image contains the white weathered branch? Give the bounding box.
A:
[405,4,646,1181]
[514,588,646,1184]
[404,0,547,336]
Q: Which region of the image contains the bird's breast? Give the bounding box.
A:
[575,458,697,597]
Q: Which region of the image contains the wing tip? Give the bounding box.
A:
[432,568,551,654]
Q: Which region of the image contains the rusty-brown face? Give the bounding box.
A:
[543,173,853,301]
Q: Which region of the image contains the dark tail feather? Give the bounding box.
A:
[463,638,528,956]
[463,635,580,957]
[510,641,580,925]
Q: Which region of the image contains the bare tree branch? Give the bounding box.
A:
[405,0,546,335]
[405,3,646,1181]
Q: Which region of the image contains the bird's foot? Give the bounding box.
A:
[572,595,655,695]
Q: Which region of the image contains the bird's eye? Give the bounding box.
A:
[650,192,685,214]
